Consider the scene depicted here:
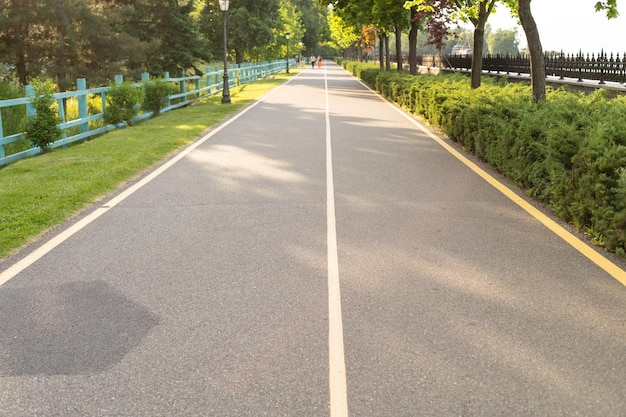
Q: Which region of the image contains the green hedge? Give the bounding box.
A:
[340,60,626,257]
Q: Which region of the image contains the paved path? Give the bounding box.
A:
[1,62,625,416]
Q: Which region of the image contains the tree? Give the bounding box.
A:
[0,0,58,85]
[327,0,369,60]
[326,7,359,56]
[463,0,498,88]
[486,27,519,55]
[515,0,545,101]
[0,0,210,87]
[275,0,305,61]
[228,0,281,63]
[149,0,210,76]
[501,0,620,101]
[292,0,328,57]
[361,25,377,60]
[371,0,400,70]
[328,0,410,69]
[405,0,461,75]
[406,0,506,87]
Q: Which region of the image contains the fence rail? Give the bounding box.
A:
[442,51,626,84]
[0,59,294,167]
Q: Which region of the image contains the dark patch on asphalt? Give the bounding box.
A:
[0,280,158,376]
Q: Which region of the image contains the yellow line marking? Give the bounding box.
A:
[325,64,350,417]
[371,82,626,287]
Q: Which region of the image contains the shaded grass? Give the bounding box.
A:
[0,72,296,260]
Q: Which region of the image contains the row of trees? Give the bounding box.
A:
[355,25,520,59]
[0,0,328,89]
[327,0,620,101]
[0,0,620,101]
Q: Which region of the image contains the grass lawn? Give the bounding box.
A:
[0,71,297,260]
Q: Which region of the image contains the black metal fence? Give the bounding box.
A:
[434,51,626,84]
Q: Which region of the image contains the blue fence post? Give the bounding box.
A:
[208,67,214,93]
[77,78,88,134]
[24,85,36,150]
[25,85,35,118]
[114,74,123,85]
[163,72,171,111]
[140,73,150,116]
[0,111,4,159]
[57,95,67,140]
[180,70,187,105]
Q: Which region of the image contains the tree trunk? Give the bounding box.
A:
[470,0,496,89]
[379,33,384,70]
[394,24,403,72]
[17,50,27,86]
[385,35,391,71]
[471,26,484,88]
[55,0,68,92]
[408,6,418,75]
[518,0,546,101]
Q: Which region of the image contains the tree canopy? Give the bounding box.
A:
[0,0,329,87]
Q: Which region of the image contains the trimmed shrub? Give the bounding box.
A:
[354,65,626,256]
[24,78,62,151]
[103,81,144,126]
[143,78,176,117]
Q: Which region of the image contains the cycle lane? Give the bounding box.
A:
[324,64,626,416]
[0,70,333,416]
[0,61,625,417]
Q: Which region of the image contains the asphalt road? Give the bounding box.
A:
[1,62,625,416]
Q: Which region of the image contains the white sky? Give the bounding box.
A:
[485,0,626,54]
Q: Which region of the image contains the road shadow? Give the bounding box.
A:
[0,280,158,376]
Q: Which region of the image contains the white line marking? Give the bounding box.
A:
[0,76,298,286]
[325,64,350,417]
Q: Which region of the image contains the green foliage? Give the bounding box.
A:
[0,73,290,260]
[3,0,317,88]
[354,64,626,257]
[142,79,176,116]
[228,0,281,63]
[0,79,29,155]
[487,28,520,55]
[595,0,619,18]
[23,78,62,151]
[103,81,144,126]
[0,80,24,134]
[327,8,360,51]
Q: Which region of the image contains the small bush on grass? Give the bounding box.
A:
[104,81,144,126]
[143,78,176,117]
[24,78,62,151]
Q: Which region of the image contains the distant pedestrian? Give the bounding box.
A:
[317,56,322,68]
[310,55,316,69]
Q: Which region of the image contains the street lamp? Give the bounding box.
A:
[219,0,231,104]
[285,32,290,74]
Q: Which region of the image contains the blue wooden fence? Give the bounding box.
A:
[0,59,295,166]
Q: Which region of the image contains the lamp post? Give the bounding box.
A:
[285,32,290,74]
[219,0,231,104]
